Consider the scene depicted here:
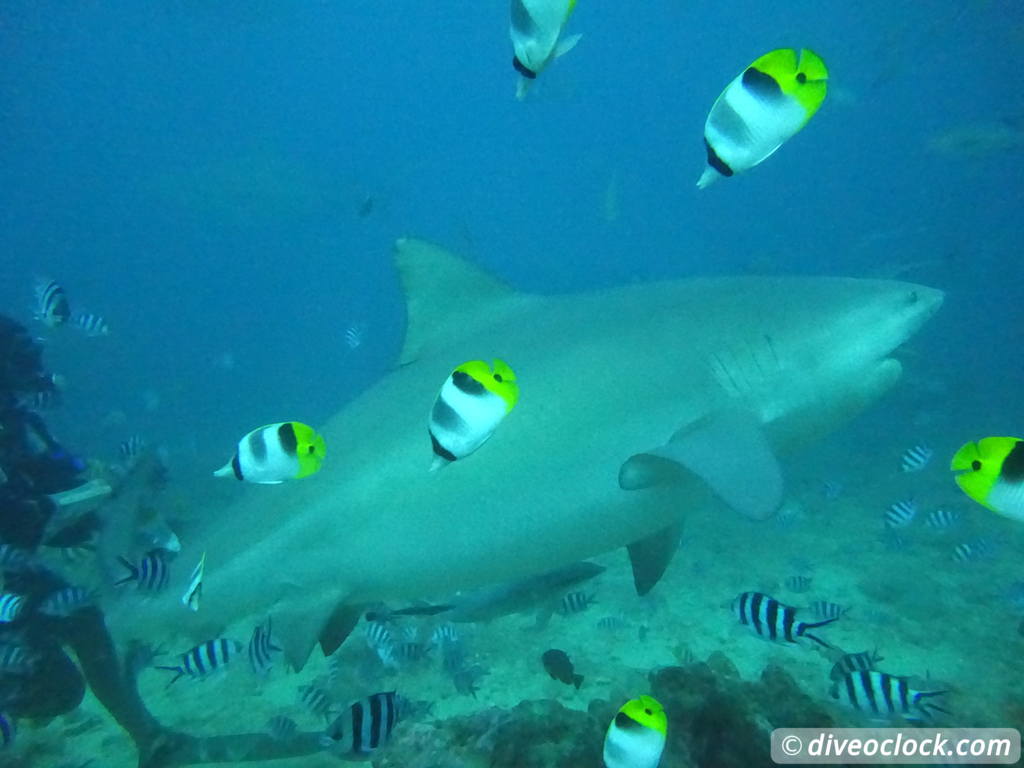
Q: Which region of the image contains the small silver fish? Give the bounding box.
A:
[181,552,206,612]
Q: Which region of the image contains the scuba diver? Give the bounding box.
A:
[1,314,325,766]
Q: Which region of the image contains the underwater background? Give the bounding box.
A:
[1,0,1023,766]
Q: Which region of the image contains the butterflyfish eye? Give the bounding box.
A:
[308,446,315,454]
[796,72,807,83]
[494,373,503,383]
[972,460,982,471]
[644,708,652,715]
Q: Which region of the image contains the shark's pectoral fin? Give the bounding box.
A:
[319,601,365,658]
[626,519,683,596]
[621,409,783,521]
[272,587,349,672]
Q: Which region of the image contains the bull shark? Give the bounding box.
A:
[109,238,943,669]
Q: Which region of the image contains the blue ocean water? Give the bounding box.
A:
[2,0,1020,466]
[1,0,1023,764]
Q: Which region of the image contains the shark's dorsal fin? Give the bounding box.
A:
[394,237,517,366]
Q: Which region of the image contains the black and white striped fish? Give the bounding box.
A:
[298,683,335,722]
[430,623,460,648]
[596,616,630,631]
[900,444,934,473]
[884,499,917,529]
[396,641,432,663]
[732,591,836,648]
[925,508,962,530]
[72,312,110,337]
[784,575,813,593]
[808,601,848,621]
[248,618,282,677]
[557,591,594,615]
[115,551,170,592]
[38,586,96,617]
[0,593,24,624]
[364,621,392,649]
[952,537,994,564]
[156,638,243,685]
[320,691,401,759]
[34,278,71,328]
[829,649,883,681]
[830,670,949,722]
[265,715,298,741]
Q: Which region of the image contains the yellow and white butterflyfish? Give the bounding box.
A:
[429,359,519,470]
[698,48,828,189]
[510,0,581,100]
[214,421,326,484]
[602,695,667,768]
[950,436,1024,523]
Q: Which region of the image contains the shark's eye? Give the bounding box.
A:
[907,291,919,304]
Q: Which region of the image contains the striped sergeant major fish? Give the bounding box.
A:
[298,683,335,722]
[72,312,110,337]
[900,444,933,472]
[34,278,71,328]
[830,670,949,722]
[807,600,848,621]
[156,638,243,685]
[925,507,961,529]
[829,649,884,681]
[115,551,170,593]
[38,586,96,617]
[248,618,282,677]
[732,591,837,648]
[884,499,917,529]
[320,691,401,759]
[0,593,25,624]
[557,591,595,615]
